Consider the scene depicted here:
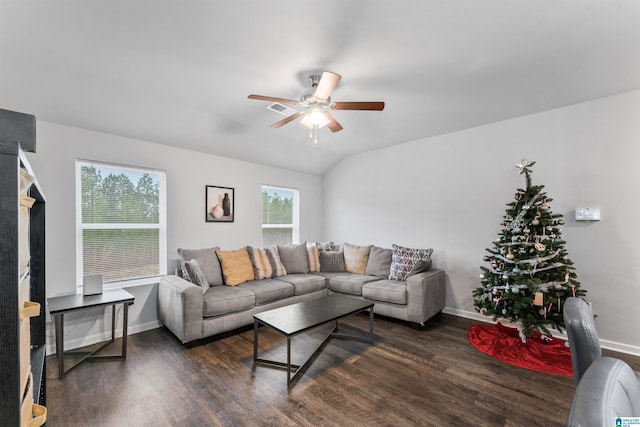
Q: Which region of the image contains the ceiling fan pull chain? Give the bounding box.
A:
[313,124,319,144]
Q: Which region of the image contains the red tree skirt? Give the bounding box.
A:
[467,322,573,376]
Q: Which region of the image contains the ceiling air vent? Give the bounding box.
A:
[267,102,298,117]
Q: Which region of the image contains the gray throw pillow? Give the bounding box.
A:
[319,251,345,272]
[277,242,310,274]
[183,259,210,293]
[406,259,432,278]
[177,247,223,286]
[365,246,393,278]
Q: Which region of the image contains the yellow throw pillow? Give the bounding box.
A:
[343,243,372,275]
[215,247,255,286]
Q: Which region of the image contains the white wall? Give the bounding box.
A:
[323,90,640,355]
[26,121,323,353]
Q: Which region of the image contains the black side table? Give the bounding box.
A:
[48,288,135,379]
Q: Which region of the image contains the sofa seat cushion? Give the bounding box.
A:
[275,274,327,296]
[203,286,256,317]
[362,279,407,305]
[238,279,295,305]
[328,274,381,296]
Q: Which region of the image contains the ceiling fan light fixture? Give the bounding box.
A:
[300,108,330,128]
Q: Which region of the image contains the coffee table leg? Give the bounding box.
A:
[287,336,292,386]
[369,308,374,342]
[253,319,258,361]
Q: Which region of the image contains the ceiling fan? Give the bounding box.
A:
[248,71,384,143]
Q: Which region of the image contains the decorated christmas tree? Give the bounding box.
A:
[472,159,586,342]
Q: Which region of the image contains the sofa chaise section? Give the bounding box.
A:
[362,269,445,325]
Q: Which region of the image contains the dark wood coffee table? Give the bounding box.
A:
[253,294,374,388]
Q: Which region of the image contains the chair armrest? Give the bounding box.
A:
[405,268,446,324]
[158,275,204,343]
[566,357,640,426]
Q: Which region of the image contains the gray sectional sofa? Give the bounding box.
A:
[158,242,446,344]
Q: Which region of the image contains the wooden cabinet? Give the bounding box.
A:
[0,109,47,426]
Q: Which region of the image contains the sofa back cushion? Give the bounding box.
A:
[389,244,433,281]
[246,246,274,280]
[319,251,345,272]
[277,242,310,274]
[215,247,255,286]
[177,247,223,286]
[343,243,372,275]
[365,246,393,278]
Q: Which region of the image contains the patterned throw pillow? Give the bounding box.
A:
[316,241,335,252]
[343,243,372,275]
[389,244,433,281]
[266,246,287,277]
[215,247,255,286]
[306,242,320,272]
[246,246,274,280]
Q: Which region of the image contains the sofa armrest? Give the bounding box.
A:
[405,268,446,324]
[158,275,204,343]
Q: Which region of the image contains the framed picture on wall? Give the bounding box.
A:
[206,185,234,222]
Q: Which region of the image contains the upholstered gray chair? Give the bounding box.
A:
[563,297,640,385]
[566,357,640,427]
[563,297,602,383]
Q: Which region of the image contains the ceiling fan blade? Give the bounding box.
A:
[323,112,343,133]
[248,94,300,106]
[313,72,342,101]
[330,101,385,111]
[270,111,305,128]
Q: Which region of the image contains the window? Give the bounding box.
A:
[76,160,167,289]
[262,185,299,246]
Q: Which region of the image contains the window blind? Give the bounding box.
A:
[77,160,166,285]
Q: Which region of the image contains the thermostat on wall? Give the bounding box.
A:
[575,208,600,221]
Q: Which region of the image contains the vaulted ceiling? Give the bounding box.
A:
[2,1,640,175]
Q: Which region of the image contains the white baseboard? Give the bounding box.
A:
[45,320,163,356]
[442,307,640,357]
[45,308,640,359]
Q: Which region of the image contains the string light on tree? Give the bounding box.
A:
[472,159,587,342]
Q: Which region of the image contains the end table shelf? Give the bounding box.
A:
[47,288,135,379]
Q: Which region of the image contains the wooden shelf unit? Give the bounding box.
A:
[0,110,46,425]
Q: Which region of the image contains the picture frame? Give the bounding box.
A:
[206,185,234,222]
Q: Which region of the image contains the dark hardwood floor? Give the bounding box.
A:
[45,313,640,426]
